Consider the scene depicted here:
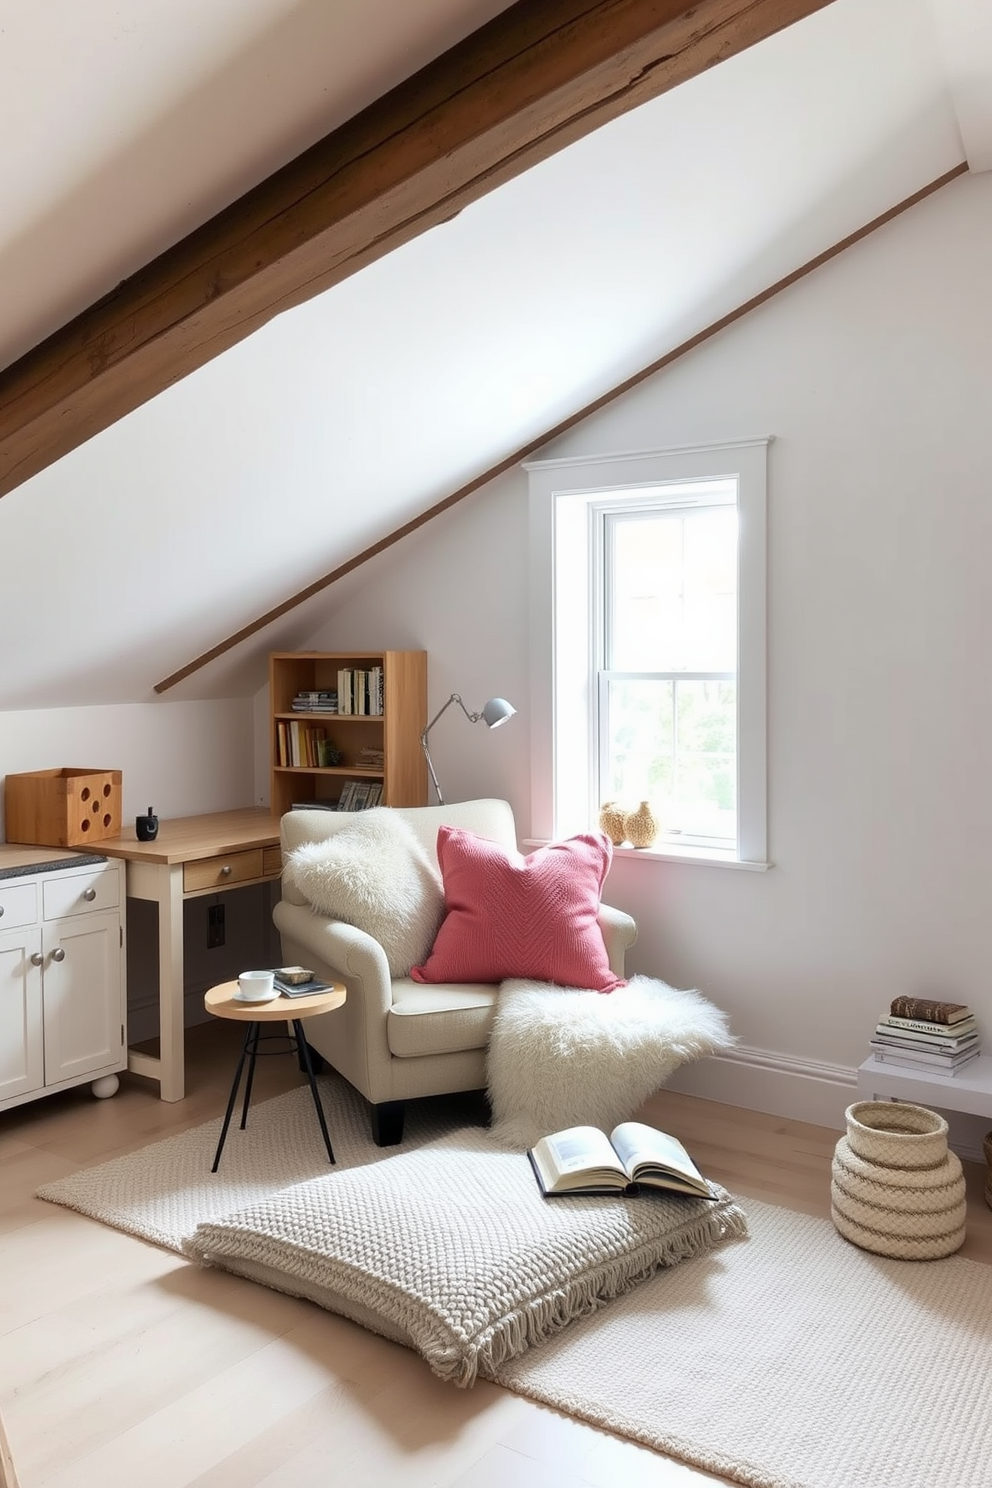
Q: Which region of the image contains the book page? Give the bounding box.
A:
[542,1125,622,1175]
[610,1122,704,1184]
[530,1125,628,1191]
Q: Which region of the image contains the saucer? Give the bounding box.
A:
[233,990,279,1004]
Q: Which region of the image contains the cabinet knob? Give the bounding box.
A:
[220,864,232,876]
[83,887,97,901]
[51,947,66,963]
[30,951,44,966]
[0,904,4,916]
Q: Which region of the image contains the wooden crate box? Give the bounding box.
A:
[5,768,122,848]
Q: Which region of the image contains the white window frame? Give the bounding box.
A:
[526,440,770,868]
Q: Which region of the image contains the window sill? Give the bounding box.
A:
[522,839,771,871]
[613,843,771,870]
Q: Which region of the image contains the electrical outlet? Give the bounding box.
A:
[207,903,225,948]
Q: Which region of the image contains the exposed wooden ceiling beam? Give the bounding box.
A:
[0,0,834,499]
[154,161,967,694]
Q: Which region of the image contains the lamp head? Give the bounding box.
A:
[480,697,516,729]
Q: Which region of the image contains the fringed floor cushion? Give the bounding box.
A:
[185,1127,747,1386]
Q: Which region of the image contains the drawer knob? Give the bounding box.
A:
[30,951,44,966]
[0,904,4,916]
[83,887,97,901]
[220,864,232,876]
[51,947,66,963]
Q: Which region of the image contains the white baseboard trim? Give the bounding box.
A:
[665,1045,990,1163]
[663,1044,855,1130]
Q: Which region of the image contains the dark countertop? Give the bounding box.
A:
[0,848,108,880]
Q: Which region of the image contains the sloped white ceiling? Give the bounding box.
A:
[0,0,977,709]
[0,0,517,369]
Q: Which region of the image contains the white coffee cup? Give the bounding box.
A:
[237,970,276,1002]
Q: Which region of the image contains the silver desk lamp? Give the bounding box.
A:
[420,693,516,805]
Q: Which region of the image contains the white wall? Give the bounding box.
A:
[0,699,256,837]
[1,698,272,1040]
[304,170,992,1153]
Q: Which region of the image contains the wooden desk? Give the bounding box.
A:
[97,808,281,1101]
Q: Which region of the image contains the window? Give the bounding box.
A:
[527,440,768,867]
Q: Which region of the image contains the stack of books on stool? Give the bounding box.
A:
[870,996,980,1077]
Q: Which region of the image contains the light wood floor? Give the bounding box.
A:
[2,1023,990,1488]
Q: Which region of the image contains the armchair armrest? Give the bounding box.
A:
[272,900,393,1019]
[598,902,637,978]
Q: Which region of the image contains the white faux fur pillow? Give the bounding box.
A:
[285,809,444,977]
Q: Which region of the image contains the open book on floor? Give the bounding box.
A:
[528,1121,716,1199]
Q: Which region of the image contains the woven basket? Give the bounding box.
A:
[831,1102,966,1260]
[984,1130,992,1212]
[844,1100,950,1168]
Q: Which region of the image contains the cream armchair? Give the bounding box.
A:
[273,799,637,1145]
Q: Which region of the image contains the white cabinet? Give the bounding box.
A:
[0,856,126,1112]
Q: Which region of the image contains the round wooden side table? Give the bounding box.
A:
[204,979,346,1173]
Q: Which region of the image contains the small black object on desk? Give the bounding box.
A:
[135,807,159,841]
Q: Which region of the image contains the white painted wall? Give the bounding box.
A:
[302,169,992,1153]
[0,698,256,838]
[0,697,270,1039]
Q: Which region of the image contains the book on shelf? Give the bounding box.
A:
[876,1013,978,1041]
[276,720,333,768]
[888,997,972,1025]
[292,690,338,713]
[290,800,337,811]
[871,1033,978,1060]
[871,1027,978,1055]
[335,667,384,716]
[336,781,359,810]
[871,1045,980,1074]
[528,1121,716,1199]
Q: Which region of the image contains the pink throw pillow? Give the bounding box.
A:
[411,826,624,992]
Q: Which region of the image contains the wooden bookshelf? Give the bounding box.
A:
[268,650,428,819]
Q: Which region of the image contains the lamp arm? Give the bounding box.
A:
[421,693,479,739]
[420,694,480,806]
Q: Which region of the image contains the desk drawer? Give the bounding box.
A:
[43,864,120,920]
[0,880,38,930]
[262,846,282,878]
[184,849,263,893]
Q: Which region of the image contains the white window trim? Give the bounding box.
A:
[526,439,770,869]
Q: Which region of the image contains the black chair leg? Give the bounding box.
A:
[371,1101,405,1146]
[296,1036,326,1075]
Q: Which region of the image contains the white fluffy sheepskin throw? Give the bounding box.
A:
[486,976,734,1149]
[285,809,444,978]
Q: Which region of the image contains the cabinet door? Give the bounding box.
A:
[42,913,124,1084]
[0,924,44,1102]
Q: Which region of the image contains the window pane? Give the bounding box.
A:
[604,679,674,804]
[603,678,736,844]
[609,507,737,672]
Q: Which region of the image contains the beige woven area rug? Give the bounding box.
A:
[38,1077,992,1488]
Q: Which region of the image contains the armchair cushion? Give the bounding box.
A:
[411,828,624,993]
[285,808,444,977]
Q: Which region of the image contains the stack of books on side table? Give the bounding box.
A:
[870,996,980,1077]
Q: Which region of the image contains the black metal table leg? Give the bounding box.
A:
[294,1019,335,1164]
[212,1021,257,1172]
[239,1021,261,1129]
